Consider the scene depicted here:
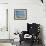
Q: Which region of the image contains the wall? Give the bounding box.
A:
[43,0,46,45]
[8,0,46,45]
[9,0,43,36]
[0,0,8,3]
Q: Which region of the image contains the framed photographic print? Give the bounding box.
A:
[14,9,27,20]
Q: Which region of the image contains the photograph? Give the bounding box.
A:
[14,9,27,20]
[0,0,45,46]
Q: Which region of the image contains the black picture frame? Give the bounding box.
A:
[14,9,27,20]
